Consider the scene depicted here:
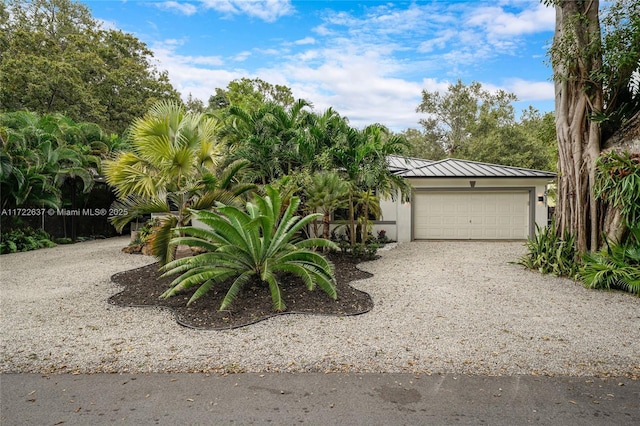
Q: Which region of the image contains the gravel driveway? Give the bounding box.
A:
[1,237,638,377]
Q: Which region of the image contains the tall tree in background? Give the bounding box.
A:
[399,128,446,161]
[416,80,556,170]
[416,80,483,156]
[0,0,180,135]
[208,78,295,112]
[547,0,640,253]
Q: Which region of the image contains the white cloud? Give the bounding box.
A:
[279,48,426,130]
[232,51,252,62]
[156,1,198,16]
[200,0,294,22]
[139,1,555,130]
[467,3,555,37]
[418,29,457,53]
[152,40,225,69]
[503,78,555,102]
[294,37,316,45]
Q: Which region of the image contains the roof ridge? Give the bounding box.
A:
[444,157,554,173]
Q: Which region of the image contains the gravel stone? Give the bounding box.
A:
[1,236,638,377]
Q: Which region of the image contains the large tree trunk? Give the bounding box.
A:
[552,0,605,253]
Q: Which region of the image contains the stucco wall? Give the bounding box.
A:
[380,178,553,242]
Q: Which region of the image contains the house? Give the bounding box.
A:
[373,156,556,242]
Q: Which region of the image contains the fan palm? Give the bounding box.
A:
[160,185,339,312]
[104,101,255,264]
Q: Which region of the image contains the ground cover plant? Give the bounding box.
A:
[0,227,56,254]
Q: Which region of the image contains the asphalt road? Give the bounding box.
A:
[1,372,638,425]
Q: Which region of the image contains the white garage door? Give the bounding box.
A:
[413,191,530,240]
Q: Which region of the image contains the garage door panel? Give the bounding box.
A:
[414,191,530,240]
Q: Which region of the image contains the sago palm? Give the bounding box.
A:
[160,186,339,312]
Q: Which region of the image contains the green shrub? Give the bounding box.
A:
[160,186,339,312]
[580,226,640,295]
[376,229,391,244]
[0,227,57,254]
[138,218,160,243]
[54,237,73,245]
[517,222,579,278]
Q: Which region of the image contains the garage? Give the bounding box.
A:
[380,156,556,242]
[413,190,531,240]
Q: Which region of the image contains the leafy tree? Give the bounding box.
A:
[208,78,295,112]
[160,186,338,312]
[184,93,206,114]
[104,101,254,264]
[399,128,446,161]
[223,99,314,183]
[415,80,557,170]
[416,80,487,156]
[546,0,640,253]
[304,108,351,171]
[330,124,410,245]
[0,0,180,134]
[222,102,286,184]
[519,108,558,171]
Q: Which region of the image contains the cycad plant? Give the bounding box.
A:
[160,186,339,312]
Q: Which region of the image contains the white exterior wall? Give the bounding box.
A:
[380,178,552,242]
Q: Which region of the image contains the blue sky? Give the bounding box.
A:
[85,0,557,130]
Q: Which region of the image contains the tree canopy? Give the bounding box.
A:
[0,0,180,135]
[416,80,557,170]
[208,78,295,112]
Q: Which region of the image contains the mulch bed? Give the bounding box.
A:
[109,253,374,330]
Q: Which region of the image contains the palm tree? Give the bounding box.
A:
[329,124,410,245]
[304,170,349,240]
[160,186,338,312]
[222,99,316,184]
[104,100,255,264]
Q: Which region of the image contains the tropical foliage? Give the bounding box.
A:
[0,0,180,134]
[0,110,107,212]
[517,222,579,278]
[0,227,56,254]
[579,151,640,295]
[304,171,349,240]
[329,124,410,245]
[594,151,640,232]
[580,226,640,296]
[104,101,254,264]
[160,186,338,311]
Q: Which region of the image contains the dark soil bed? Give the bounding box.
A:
[109,253,374,330]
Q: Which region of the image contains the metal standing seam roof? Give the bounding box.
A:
[386,155,433,173]
[388,156,556,178]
